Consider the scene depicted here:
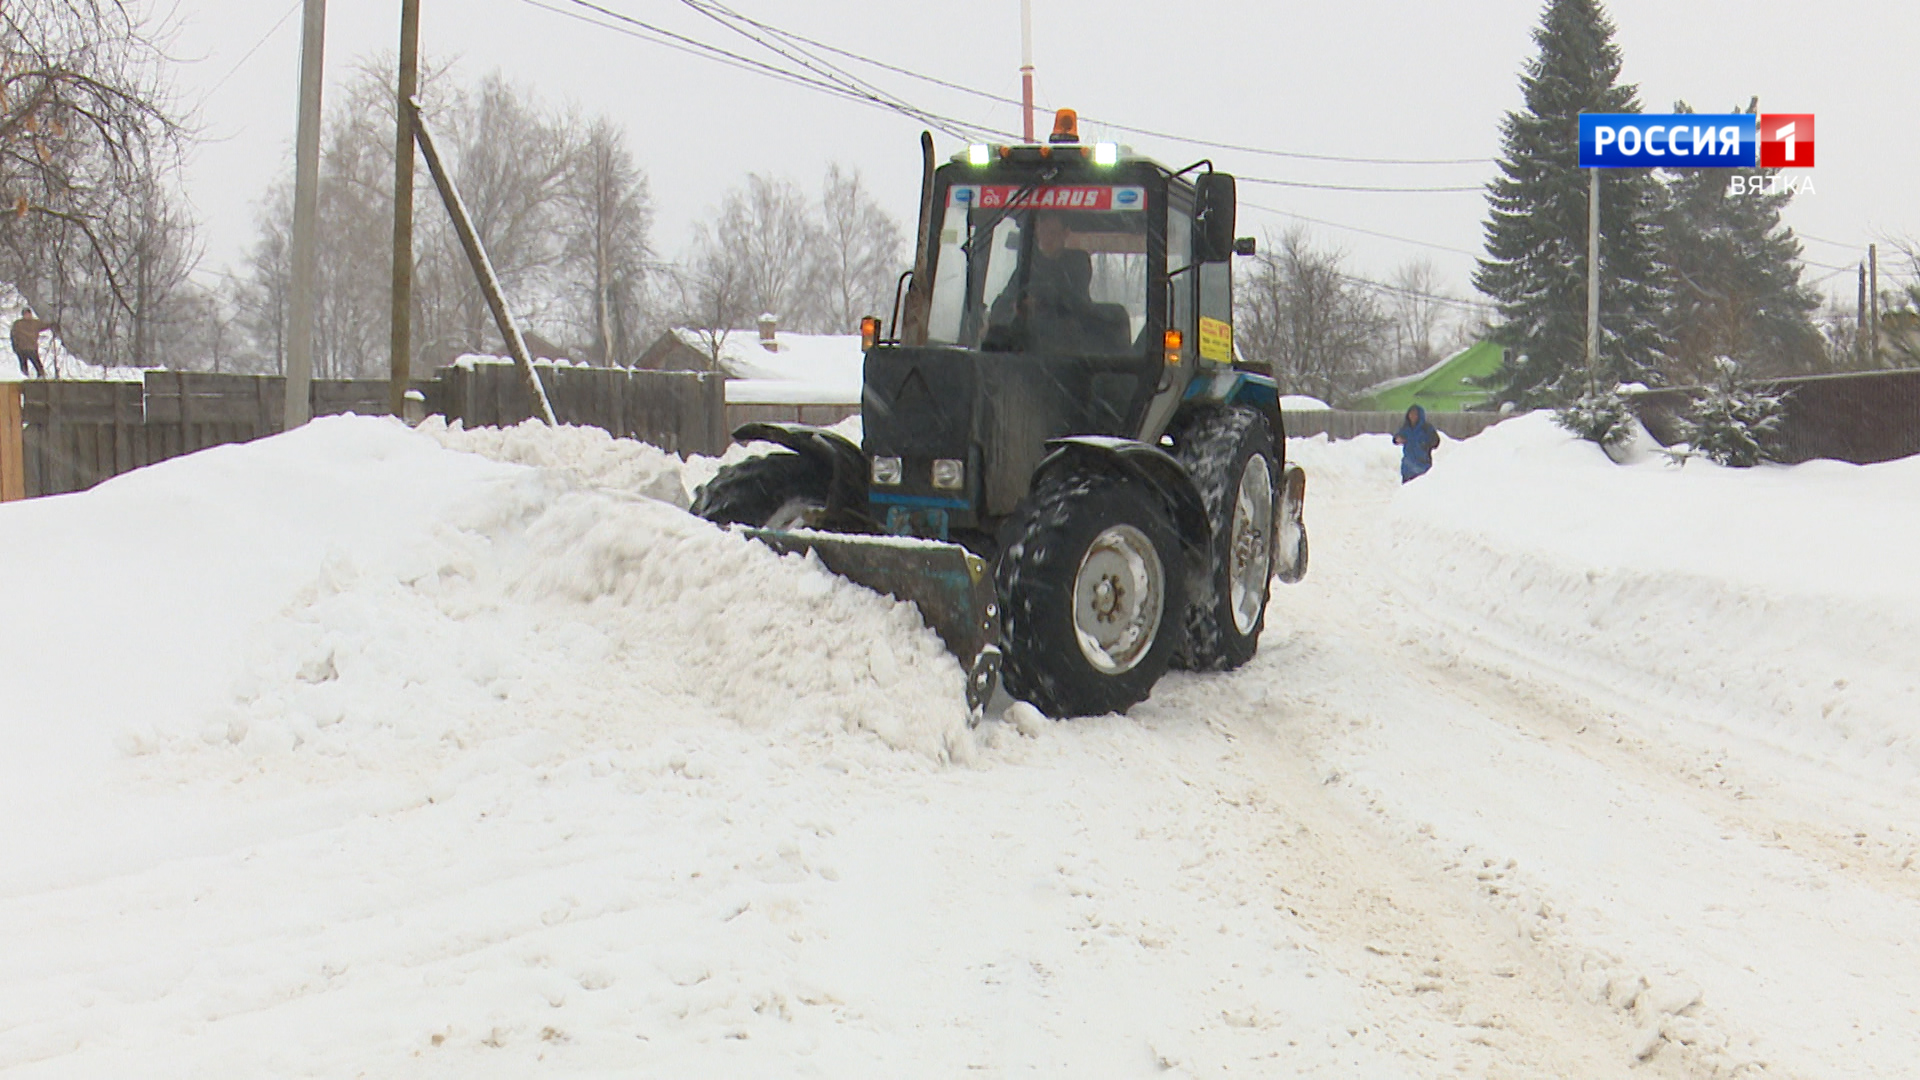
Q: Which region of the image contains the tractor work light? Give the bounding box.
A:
[872,456,903,486]
[931,458,966,491]
[968,143,992,166]
[1092,142,1119,166]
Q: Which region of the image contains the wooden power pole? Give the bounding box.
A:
[410,101,556,425]
[1858,261,1869,365]
[388,0,420,417]
[1869,243,1881,364]
[285,0,327,430]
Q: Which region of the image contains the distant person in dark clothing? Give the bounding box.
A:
[1393,404,1441,483]
[11,308,54,378]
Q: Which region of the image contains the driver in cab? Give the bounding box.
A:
[987,211,1092,350]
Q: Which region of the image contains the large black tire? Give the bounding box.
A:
[995,464,1187,718]
[1170,406,1278,672]
[690,452,832,528]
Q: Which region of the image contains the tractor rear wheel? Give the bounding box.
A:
[1171,406,1277,671]
[995,464,1187,718]
[690,452,831,529]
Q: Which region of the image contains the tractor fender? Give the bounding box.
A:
[732,422,868,514]
[1035,436,1212,575]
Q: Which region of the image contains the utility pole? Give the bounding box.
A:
[285,0,327,430]
[1869,242,1880,364]
[1019,0,1035,142]
[1585,167,1599,395]
[1858,261,1868,364]
[389,0,420,418]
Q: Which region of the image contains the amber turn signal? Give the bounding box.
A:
[860,315,880,350]
[1163,329,1183,365]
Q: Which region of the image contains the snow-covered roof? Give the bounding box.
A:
[672,328,863,403]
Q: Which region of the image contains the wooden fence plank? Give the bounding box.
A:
[0,383,21,502]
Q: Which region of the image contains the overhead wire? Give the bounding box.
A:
[525,0,1014,142]
[522,0,1847,294]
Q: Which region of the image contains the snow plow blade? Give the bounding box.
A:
[743,529,1002,710]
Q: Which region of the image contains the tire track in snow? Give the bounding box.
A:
[1243,435,1920,1078]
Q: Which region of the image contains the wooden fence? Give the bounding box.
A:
[1628,369,1920,465]
[1281,409,1509,441]
[429,363,727,457]
[9,364,726,499]
[0,384,22,502]
[20,374,392,498]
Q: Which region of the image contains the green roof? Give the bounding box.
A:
[1351,340,1506,414]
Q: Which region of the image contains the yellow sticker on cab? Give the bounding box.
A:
[1198,316,1233,363]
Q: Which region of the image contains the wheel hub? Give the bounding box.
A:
[1072,524,1165,675]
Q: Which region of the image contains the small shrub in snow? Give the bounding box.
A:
[1680,357,1786,468]
[1553,388,1637,448]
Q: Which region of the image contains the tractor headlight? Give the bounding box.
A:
[931,458,966,490]
[871,456,903,486]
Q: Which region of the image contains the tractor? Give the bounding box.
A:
[692,110,1308,718]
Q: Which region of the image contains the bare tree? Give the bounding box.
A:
[558,116,652,365]
[811,164,903,334]
[227,62,612,376]
[672,223,753,366]
[1,1,195,364]
[1386,257,1451,377]
[1236,227,1387,404]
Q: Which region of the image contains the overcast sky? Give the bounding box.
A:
[166,0,1917,308]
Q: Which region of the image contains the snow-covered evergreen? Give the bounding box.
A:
[1680,356,1787,467]
[1552,386,1637,447]
[1475,0,1671,407]
[1657,102,1823,382]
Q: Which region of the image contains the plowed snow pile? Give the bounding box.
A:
[6,413,1918,1078]
[0,417,1485,1078]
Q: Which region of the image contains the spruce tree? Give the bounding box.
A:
[1658,101,1823,383]
[1476,0,1670,406]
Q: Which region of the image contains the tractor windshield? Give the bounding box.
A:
[926,183,1149,355]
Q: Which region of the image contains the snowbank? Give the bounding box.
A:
[1382,412,1920,783]
[0,417,1470,1077]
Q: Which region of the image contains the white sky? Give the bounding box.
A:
[166,0,1917,307]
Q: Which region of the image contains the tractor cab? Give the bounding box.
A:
[861,114,1258,555]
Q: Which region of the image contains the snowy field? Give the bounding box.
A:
[1,412,1916,1077]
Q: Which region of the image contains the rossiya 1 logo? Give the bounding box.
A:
[1579,113,1815,196]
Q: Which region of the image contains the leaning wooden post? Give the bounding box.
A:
[0,382,23,502]
[408,99,556,425]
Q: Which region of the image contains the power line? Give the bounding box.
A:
[203,0,302,98]
[1239,200,1482,258]
[540,0,1491,171]
[524,0,1014,143]
[1239,175,1484,195]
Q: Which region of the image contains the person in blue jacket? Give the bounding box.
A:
[1393,404,1442,483]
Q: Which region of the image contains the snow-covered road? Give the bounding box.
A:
[2,416,1915,1077]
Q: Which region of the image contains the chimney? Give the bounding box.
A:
[758,312,779,352]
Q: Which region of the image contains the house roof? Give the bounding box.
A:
[1352,341,1506,413]
[671,329,864,404]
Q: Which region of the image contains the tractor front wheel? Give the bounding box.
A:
[995,465,1187,718]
